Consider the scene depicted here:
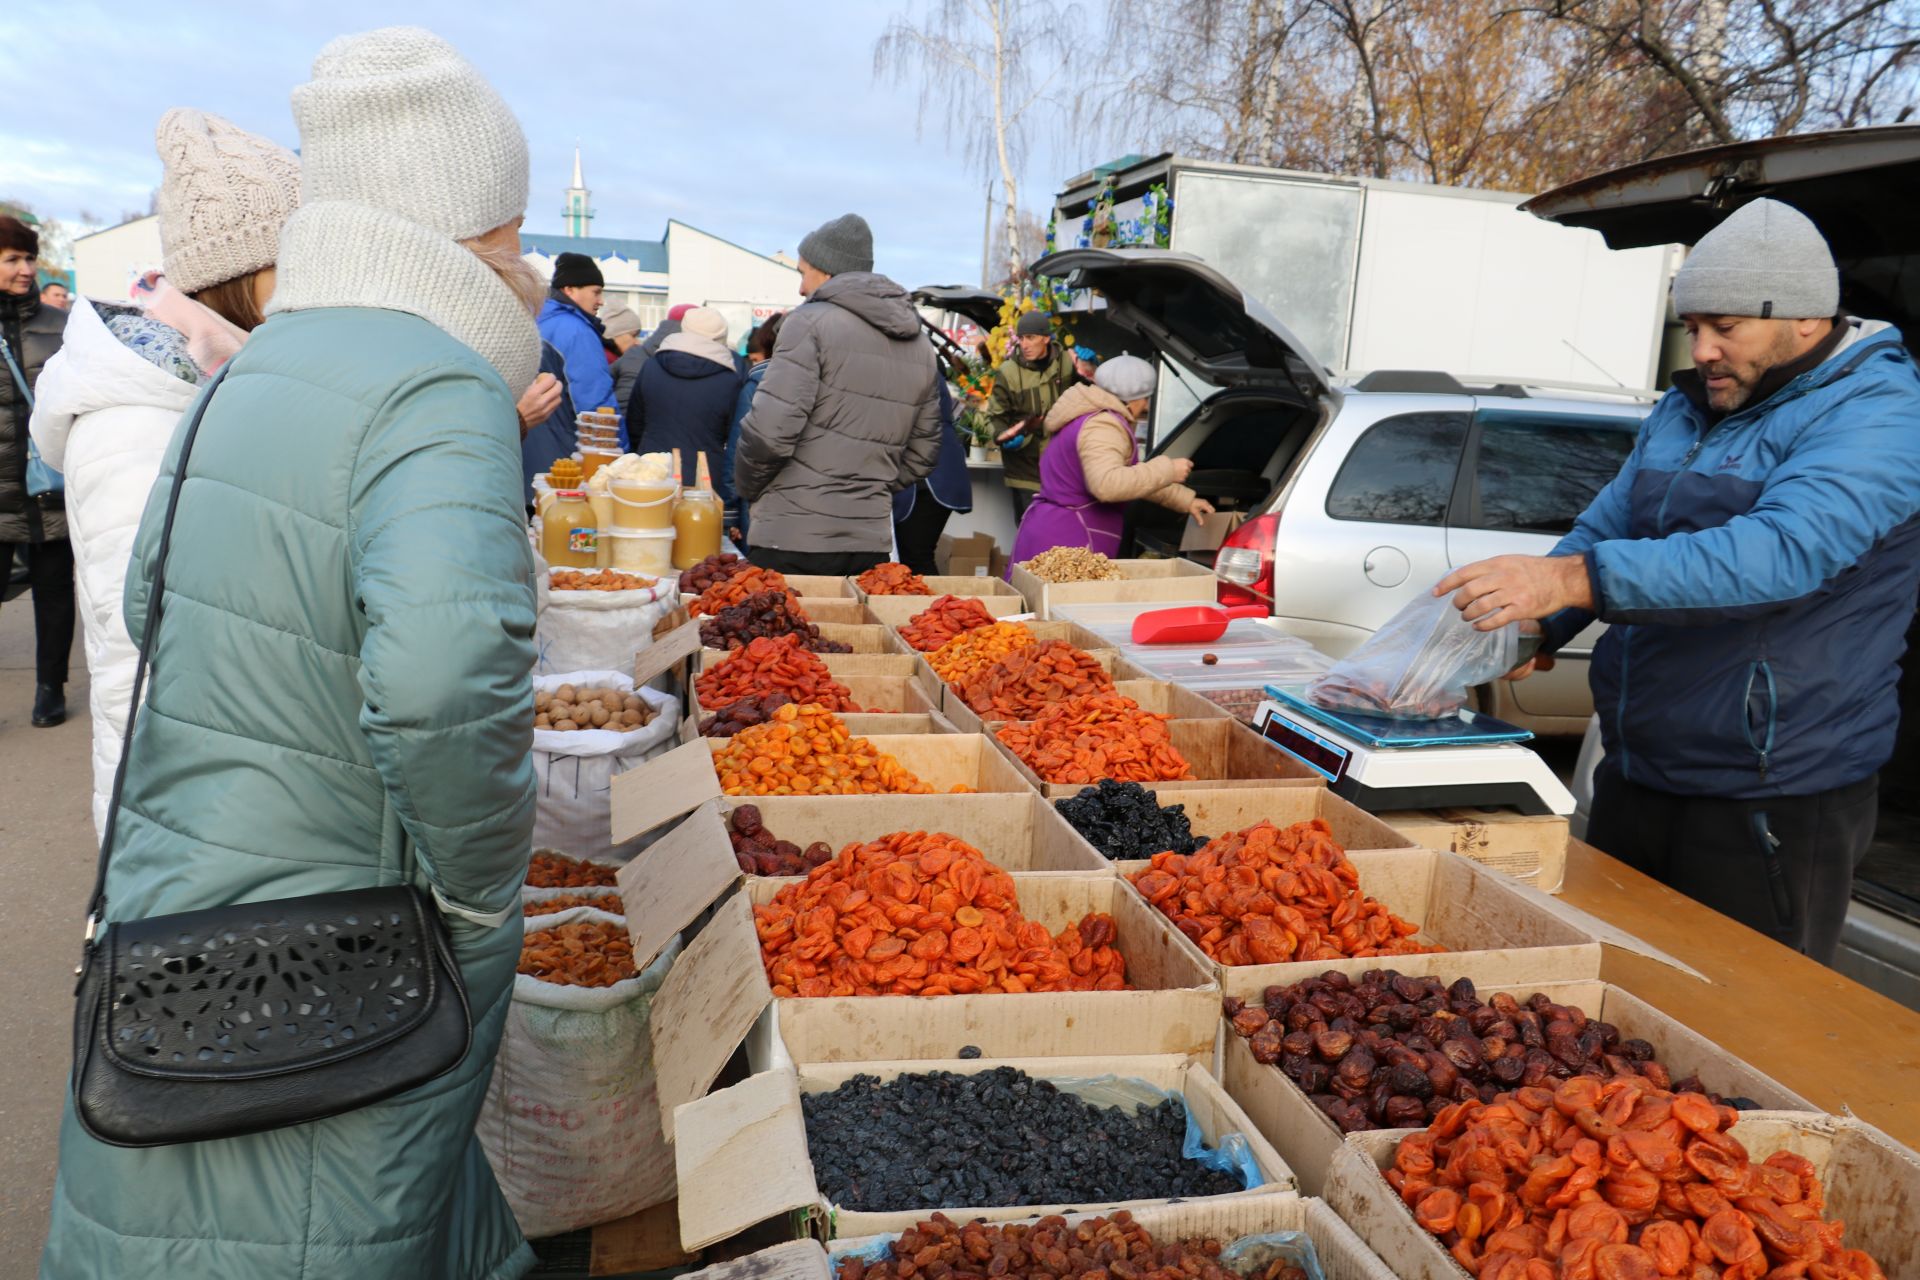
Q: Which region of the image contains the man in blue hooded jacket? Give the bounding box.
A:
[1435,198,1920,963]
[537,250,613,417]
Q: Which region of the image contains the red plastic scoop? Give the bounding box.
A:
[1130,603,1269,645]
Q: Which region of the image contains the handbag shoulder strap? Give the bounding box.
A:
[81,362,233,940]
[0,331,32,409]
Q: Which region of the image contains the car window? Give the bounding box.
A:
[1325,411,1469,526]
[1471,414,1638,535]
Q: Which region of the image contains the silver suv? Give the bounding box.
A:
[1033,247,1653,733]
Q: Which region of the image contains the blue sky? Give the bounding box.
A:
[0,0,1096,287]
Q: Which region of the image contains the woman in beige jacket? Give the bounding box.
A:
[1009,355,1213,563]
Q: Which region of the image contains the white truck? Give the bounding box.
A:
[1049,154,1679,439]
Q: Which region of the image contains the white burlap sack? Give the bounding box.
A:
[535,568,679,676]
[532,673,679,859]
[480,906,683,1237]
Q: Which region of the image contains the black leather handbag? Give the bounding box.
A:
[71,366,473,1148]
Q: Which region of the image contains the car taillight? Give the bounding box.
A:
[1215,513,1279,609]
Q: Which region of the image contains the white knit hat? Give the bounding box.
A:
[680,307,728,344]
[154,109,301,295]
[291,26,528,242]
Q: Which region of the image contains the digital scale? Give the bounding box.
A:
[1252,685,1576,816]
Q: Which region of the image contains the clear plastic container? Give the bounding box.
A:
[541,490,598,568]
[606,527,675,576]
[609,479,677,530]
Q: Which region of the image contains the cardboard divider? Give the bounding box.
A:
[838,712,956,736]
[675,1055,1295,1247]
[992,717,1324,798]
[784,575,857,598]
[1222,978,1816,1196]
[1010,558,1218,620]
[1327,1112,1920,1280]
[861,591,1029,631]
[1126,846,1605,1001]
[829,1197,1398,1280]
[853,574,1026,605]
[944,677,1234,737]
[1378,808,1570,893]
[1048,785,1419,876]
[709,792,1111,876]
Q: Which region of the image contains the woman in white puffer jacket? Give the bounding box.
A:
[29,109,297,835]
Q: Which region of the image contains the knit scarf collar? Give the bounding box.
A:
[268,201,540,396]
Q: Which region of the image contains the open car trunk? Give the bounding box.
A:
[1523,125,1920,352]
[1526,126,1920,938]
[1029,248,1337,561]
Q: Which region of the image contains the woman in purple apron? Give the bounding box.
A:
[1009,355,1214,569]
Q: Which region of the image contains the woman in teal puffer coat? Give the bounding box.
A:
[42,29,547,1280]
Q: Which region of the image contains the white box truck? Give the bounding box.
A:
[1050,155,1679,435]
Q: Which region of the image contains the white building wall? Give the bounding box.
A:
[665,221,799,316]
[73,216,164,302]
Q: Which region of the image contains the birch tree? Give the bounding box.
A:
[876,0,1081,281]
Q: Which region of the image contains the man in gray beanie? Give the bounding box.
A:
[1434,196,1920,965]
[735,213,941,573]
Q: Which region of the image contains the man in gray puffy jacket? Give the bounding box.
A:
[735,213,941,574]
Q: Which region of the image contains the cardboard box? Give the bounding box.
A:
[909,620,1116,704]
[1010,558,1218,620]
[674,1055,1296,1247]
[1133,846,1604,1001]
[1327,1112,1920,1280]
[1378,808,1571,894]
[943,677,1233,738]
[680,679,955,744]
[619,818,1221,1135]
[854,575,1026,605]
[939,531,1007,579]
[830,1197,1397,1280]
[708,791,1118,876]
[994,717,1325,799]
[861,591,1030,631]
[683,1241,828,1280]
[795,598,872,625]
[1223,978,1816,1196]
[611,736,1035,827]
[1049,785,1420,877]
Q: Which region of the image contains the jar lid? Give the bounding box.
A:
[554,488,586,498]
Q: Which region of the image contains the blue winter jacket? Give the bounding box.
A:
[895,379,974,521]
[536,293,613,419]
[727,361,768,545]
[520,339,578,501]
[1542,319,1920,798]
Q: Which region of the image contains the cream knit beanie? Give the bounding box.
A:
[154,110,301,295]
[292,26,528,241]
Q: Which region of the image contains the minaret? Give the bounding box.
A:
[564,146,593,238]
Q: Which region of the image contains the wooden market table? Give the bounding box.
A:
[1561,838,1920,1149]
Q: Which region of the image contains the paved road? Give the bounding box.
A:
[0,600,92,1278]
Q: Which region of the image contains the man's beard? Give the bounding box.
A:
[1699,327,1803,411]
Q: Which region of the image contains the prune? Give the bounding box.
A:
[699,591,851,653]
[1294,1062,1331,1094]
[801,1067,1246,1210]
[700,692,796,738]
[1619,1038,1657,1062]
[1249,1023,1285,1064]
[1313,1028,1354,1062]
[1386,1063,1435,1100]
[957,1045,982,1059]
[1221,995,1245,1018]
[1447,977,1477,1006]
[1336,1046,1376,1088]
[1491,1053,1527,1086]
[1230,1006,1270,1038]
[1385,1095,1429,1127]
[1053,780,1206,860]
[723,806,822,876]
[1282,1029,1315,1058]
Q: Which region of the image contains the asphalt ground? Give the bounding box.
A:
[0,597,93,1278]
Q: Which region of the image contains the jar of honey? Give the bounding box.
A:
[541,489,598,568]
[672,452,725,569]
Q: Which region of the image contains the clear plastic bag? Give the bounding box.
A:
[1307,592,1518,720]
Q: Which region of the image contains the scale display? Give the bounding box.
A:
[1264,686,1534,749]
[1258,713,1351,784]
